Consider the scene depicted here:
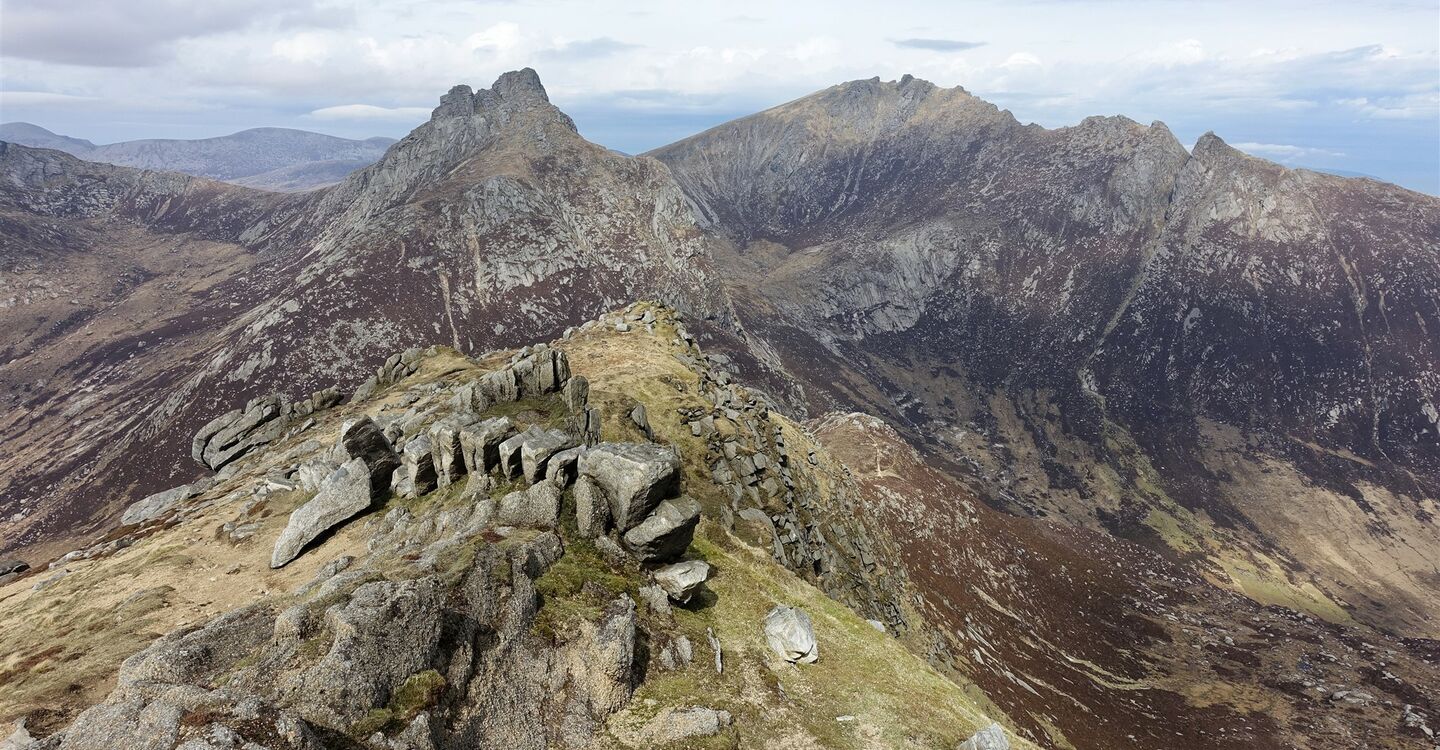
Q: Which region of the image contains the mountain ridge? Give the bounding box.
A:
[0,122,395,192]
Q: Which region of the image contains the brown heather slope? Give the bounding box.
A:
[812,413,1439,749]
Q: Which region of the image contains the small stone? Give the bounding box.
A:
[593,535,629,567]
[639,584,671,615]
[635,707,732,745]
[706,627,723,673]
[629,403,651,437]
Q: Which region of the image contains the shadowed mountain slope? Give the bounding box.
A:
[651,75,1440,638]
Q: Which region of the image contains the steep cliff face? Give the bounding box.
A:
[652,75,1440,637]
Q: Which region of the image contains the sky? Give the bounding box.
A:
[1,0,1437,193]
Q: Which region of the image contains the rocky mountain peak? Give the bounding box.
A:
[428,68,568,129]
[307,69,583,226]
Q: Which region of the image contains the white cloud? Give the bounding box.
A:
[1232,142,1345,162]
[0,91,100,106]
[306,104,432,121]
[0,0,347,67]
[272,33,331,65]
[1133,39,1207,67]
[1338,93,1439,120]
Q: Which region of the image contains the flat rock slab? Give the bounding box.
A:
[580,442,681,531]
[271,458,372,568]
[621,496,700,563]
[494,483,562,529]
[120,483,193,525]
[634,706,732,745]
[764,605,818,664]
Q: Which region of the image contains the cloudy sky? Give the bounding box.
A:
[2,0,1437,192]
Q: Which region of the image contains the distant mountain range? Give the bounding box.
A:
[0,122,394,192]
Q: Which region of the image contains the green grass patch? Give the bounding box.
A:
[350,669,446,738]
[532,534,640,642]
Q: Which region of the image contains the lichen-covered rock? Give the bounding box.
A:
[428,417,473,488]
[495,483,562,529]
[628,404,651,438]
[544,446,583,487]
[579,443,681,531]
[498,426,543,479]
[562,375,589,413]
[277,577,445,726]
[763,605,818,664]
[629,706,732,745]
[520,429,579,484]
[573,475,610,538]
[191,395,288,471]
[458,417,515,476]
[393,434,438,498]
[271,458,372,568]
[653,560,710,604]
[511,346,571,398]
[621,496,700,562]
